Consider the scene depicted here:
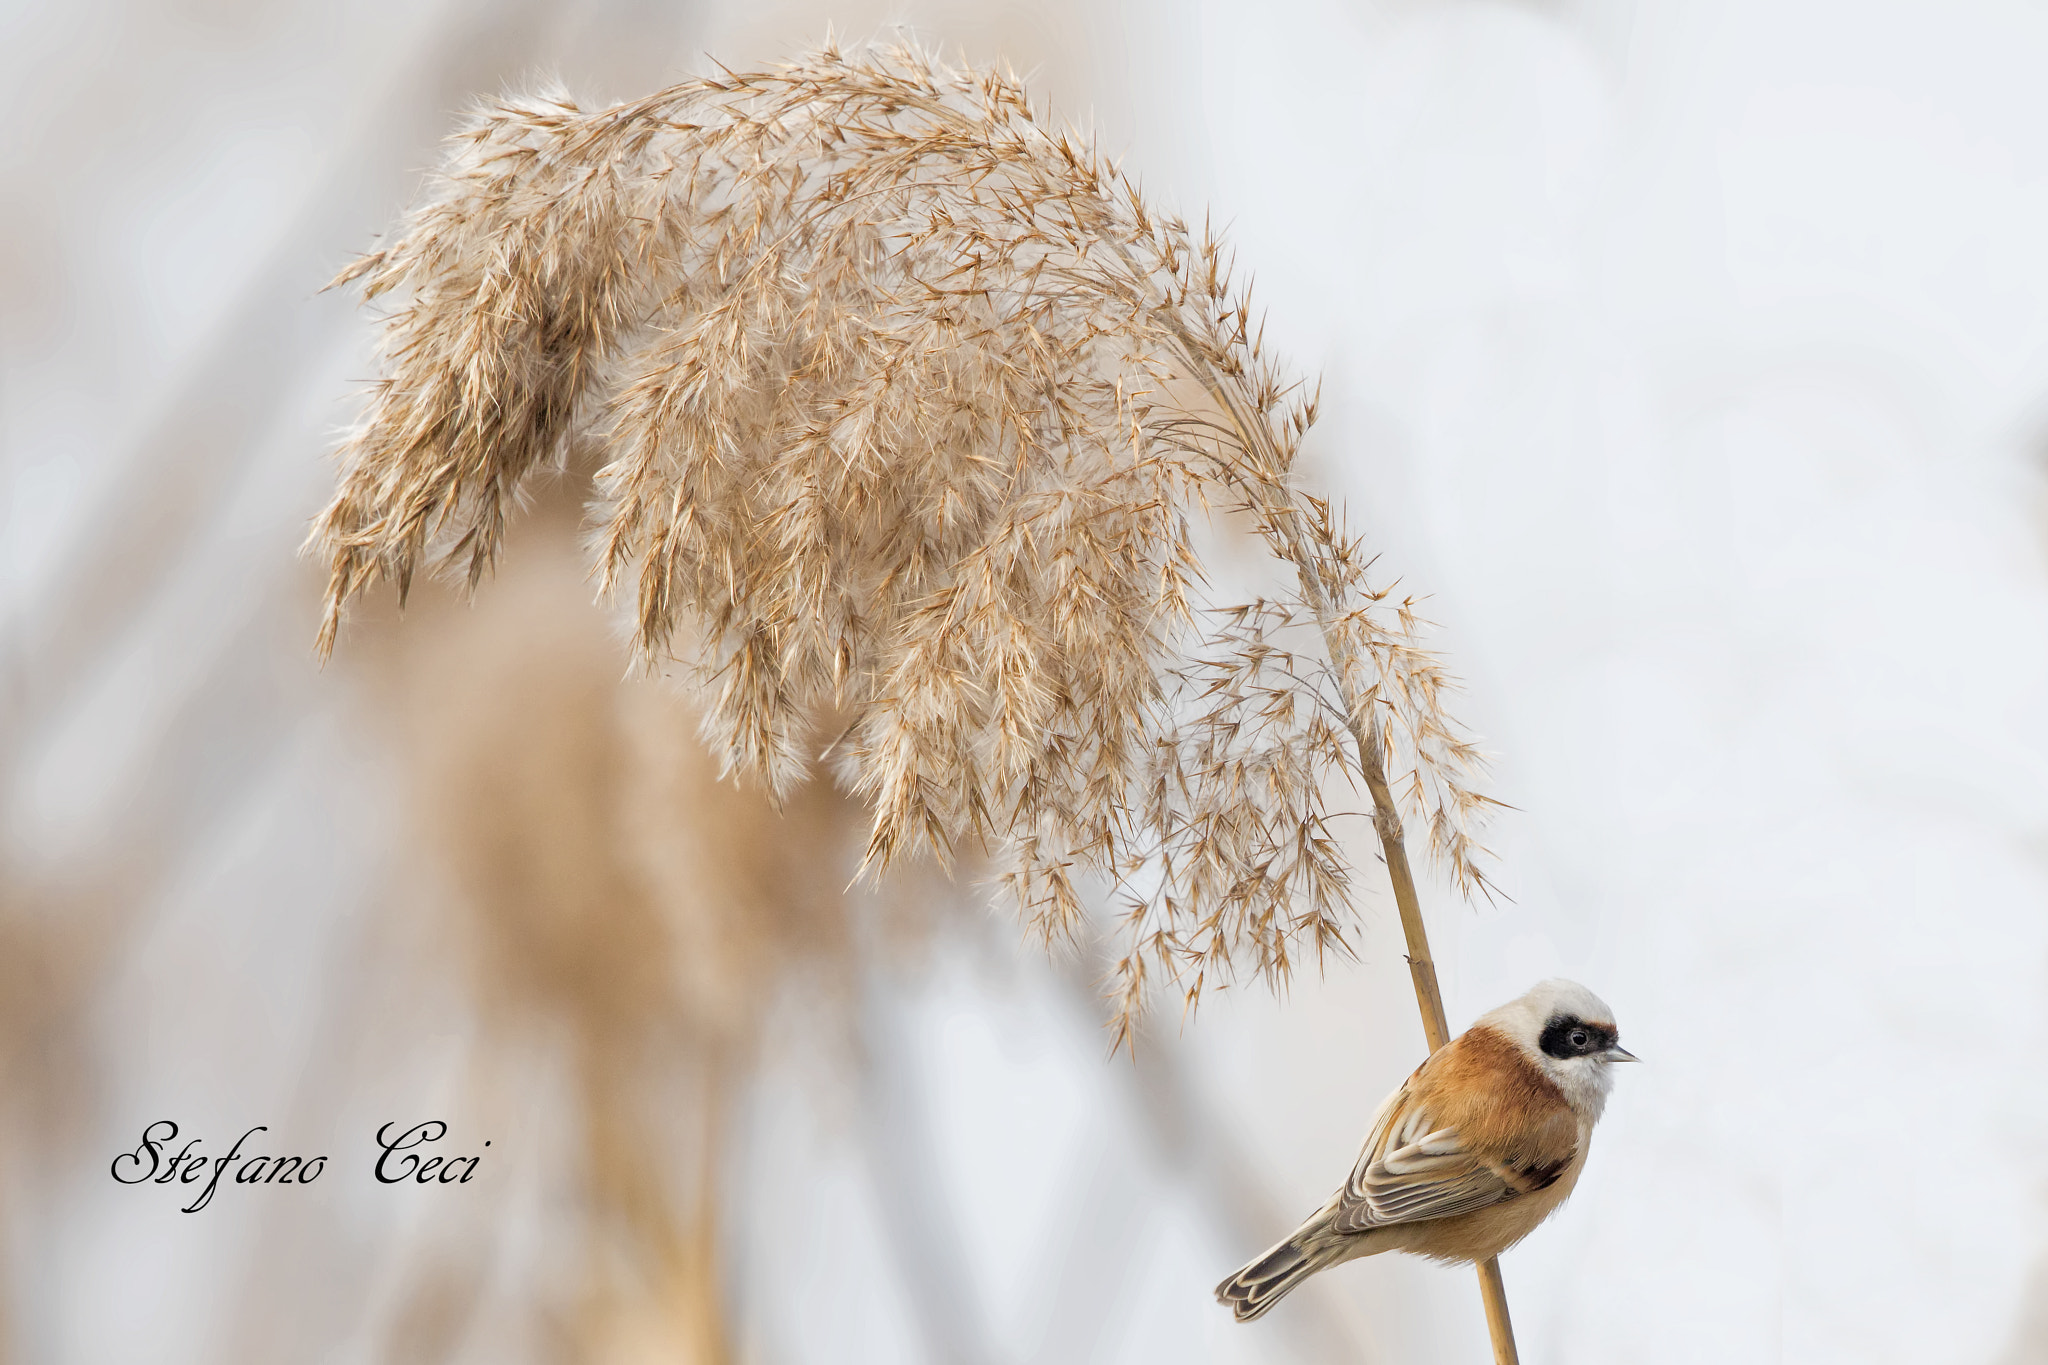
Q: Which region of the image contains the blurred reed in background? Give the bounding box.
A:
[352,478,938,1363]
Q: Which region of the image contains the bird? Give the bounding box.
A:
[1216,979,1637,1322]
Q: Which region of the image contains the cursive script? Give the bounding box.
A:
[110,1120,326,1212]
[372,1121,489,1184]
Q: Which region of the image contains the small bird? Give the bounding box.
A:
[1216,979,1637,1322]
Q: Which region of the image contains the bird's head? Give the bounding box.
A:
[1477,978,1638,1120]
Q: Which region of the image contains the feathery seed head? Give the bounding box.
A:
[311,44,1496,1042]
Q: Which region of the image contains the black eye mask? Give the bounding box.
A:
[1539,1014,1617,1060]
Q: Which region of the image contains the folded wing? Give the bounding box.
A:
[1329,1086,1573,1235]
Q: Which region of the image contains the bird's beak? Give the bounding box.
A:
[1601,1046,1640,1063]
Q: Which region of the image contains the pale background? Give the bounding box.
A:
[5,2,2048,1364]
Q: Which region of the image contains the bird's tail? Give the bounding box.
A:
[1214,1226,1339,1323]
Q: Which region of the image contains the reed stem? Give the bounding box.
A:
[1155,305,1524,1362]
[1474,1255,1520,1365]
[1355,710,1520,1365]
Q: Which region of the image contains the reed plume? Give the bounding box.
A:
[311,41,1496,1047]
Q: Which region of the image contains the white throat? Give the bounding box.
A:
[1542,1055,1617,1122]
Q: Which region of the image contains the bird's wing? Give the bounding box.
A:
[1328,1085,1568,1235]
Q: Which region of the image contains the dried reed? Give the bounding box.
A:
[314,43,1524,1355]
[311,41,1497,1051]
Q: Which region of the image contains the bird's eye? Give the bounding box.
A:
[1568,1029,1589,1049]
